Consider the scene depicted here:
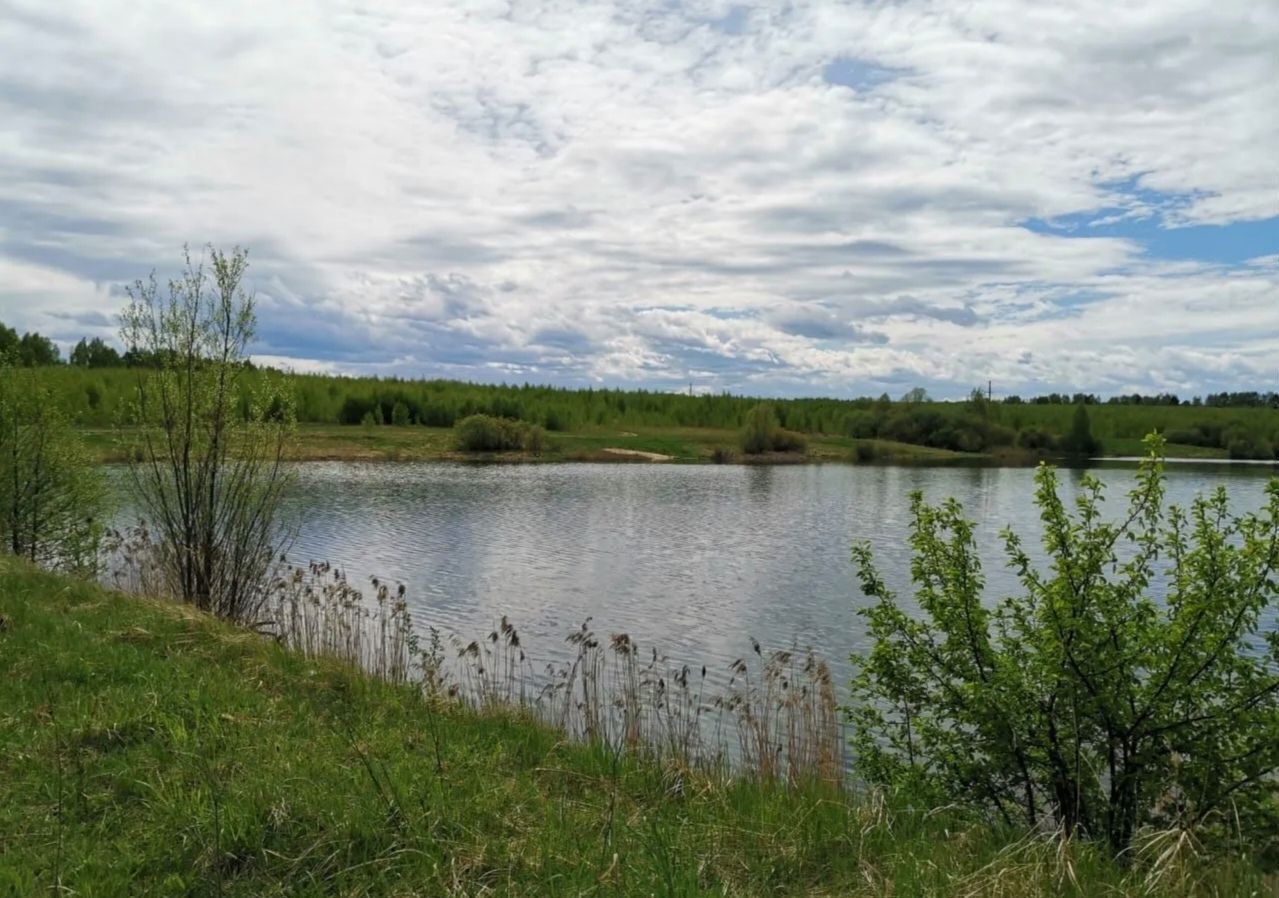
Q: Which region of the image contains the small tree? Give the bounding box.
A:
[740,404,780,455]
[1060,403,1101,457]
[70,337,123,368]
[0,364,104,574]
[121,246,295,620]
[740,403,807,455]
[391,400,411,427]
[849,436,1279,856]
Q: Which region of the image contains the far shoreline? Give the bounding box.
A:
[80,423,1268,469]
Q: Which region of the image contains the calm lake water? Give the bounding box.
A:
[244,460,1279,687]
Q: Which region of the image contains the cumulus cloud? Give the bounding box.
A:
[0,0,1275,396]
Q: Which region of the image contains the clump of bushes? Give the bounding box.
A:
[454,414,546,454]
[844,406,1013,454]
[1164,422,1274,459]
[1015,427,1057,452]
[1224,429,1274,460]
[739,404,807,455]
[1165,422,1223,448]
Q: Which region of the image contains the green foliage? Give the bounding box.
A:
[522,423,547,455]
[850,435,1279,856]
[390,400,411,427]
[120,245,296,620]
[453,414,534,452]
[1060,403,1102,456]
[1016,426,1057,451]
[69,337,123,368]
[1165,423,1223,449]
[0,366,104,574]
[3,559,1272,896]
[740,403,807,454]
[0,322,62,366]
[1224,426,1274,460]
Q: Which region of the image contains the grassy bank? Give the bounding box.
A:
[80,423,972,465]
[1,560,1270,896]
[79,422,1251,466]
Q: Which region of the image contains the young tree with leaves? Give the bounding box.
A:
[121,246,295,621]
[0,364,104,574]
[70,336,123,368]
[1060,402,1101,457]
[849,435,1279,856]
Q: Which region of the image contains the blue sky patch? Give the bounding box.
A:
[822,56,903,91]
[1023,212,1278,266]
[1023,176,1277,265]
[705,4,749,35]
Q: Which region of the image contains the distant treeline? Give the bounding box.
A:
[0,322,165,369]
[1007,391,1279,408]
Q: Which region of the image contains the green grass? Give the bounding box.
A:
[1101,437,1229,459]
[1,559,1274,896]
[82,423,976,465]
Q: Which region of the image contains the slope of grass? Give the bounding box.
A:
[0,559,1273,896]
[83,424,978,465]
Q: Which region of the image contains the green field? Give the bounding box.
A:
[2,557,1271,896]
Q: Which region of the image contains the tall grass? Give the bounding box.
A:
[11,558,1272,895]
[444,614,843,784]
[106,523,841,784]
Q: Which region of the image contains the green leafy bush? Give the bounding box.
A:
[1165,423,1222,448]
[849,435,1279,856]
[852,441,878,462]
[454,414,536,452]
[522,423,547,455]
[1224,426,1274,460]
[1016,427,1057,451]
[740,404,807,455]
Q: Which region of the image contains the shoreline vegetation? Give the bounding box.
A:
[77,421,1267,466]
[3,557,1274,896]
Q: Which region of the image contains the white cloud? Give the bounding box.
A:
[1,0,1275,396]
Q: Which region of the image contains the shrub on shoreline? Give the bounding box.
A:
[850,435,1279,857]
[454,413,545,454]
[740,404,807,455]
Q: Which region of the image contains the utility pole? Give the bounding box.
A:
[987,379,992,402]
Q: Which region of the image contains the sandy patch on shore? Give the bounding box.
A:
[600,447,673,461]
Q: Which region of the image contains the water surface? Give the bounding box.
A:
[263,461,1279,685]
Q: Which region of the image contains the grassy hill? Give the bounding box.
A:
[1,558,1272,896]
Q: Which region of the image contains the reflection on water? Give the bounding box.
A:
[202,460,1279,688]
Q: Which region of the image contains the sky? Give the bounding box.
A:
[1,0,1277,399]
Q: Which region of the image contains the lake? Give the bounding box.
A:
[256,460,1279,688]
